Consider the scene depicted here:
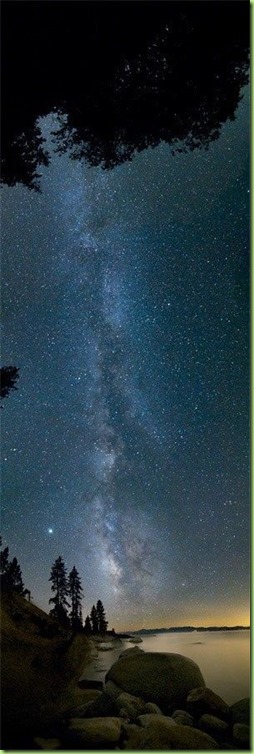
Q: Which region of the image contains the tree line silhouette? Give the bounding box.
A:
[0,538,24,595]
[0,541,108,635]
[49,555,108,633]
[1,1,249,192]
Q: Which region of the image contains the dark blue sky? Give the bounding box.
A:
[1,83,249,630]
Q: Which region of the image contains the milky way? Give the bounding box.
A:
[1,86,249,629]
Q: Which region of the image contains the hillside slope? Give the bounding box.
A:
[1,592,92,748]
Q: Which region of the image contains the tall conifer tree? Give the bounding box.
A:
[68,565,83,631]
[96,599,108,634]
[49,556,69,625]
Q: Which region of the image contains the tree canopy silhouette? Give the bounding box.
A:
[0,367,19,404]
[1,1,249,191]
[84,615,92,635]
[96,599,108,634]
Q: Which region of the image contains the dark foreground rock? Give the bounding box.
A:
[122,716,218,750]
[77,678,104,690]
[232,723,250,749]
[78,689,119,718]
[230,697,250,726]
[115,692,148,720]
[34,737,60,750]
[66,716,123,747]
[106,651,205,709]
[172,709,195,726]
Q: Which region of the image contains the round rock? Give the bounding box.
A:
[144,702,163,714]
[198,713,229,738]
[106,652,205,709]
[67,716,123,747]
[172,709,195,726]
[137,714,176,729]
[187,687,230,720]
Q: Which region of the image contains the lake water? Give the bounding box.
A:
[80,631,250,705]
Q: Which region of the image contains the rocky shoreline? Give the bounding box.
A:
[33,643,250,751]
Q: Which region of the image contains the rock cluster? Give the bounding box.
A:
[33,651,250,750]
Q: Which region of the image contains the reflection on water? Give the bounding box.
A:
[80,631,250,705]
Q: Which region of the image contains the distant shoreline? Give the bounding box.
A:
[123,626,250,635]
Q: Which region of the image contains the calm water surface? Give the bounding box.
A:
[81,631,250,705]
[139,631,250,705]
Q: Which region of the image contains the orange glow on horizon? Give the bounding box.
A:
[116,607,250,633]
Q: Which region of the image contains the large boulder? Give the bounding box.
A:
[123,716,218,750]
[67,716,123,747]
[186,687,230,721]
[106,652,205,709]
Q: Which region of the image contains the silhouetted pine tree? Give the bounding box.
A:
[49,556,69,626]
[84,615,92,635]
[0,542,10,591]
[90,604,99,634]
[7,557,24,593]
[68,565,83,631]
[96,599,108,634]
[0,545,9,574]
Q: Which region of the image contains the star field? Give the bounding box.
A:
[1,85,250,630]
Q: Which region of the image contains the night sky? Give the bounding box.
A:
[1,83,250,631]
